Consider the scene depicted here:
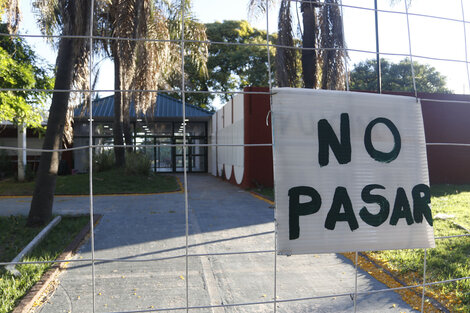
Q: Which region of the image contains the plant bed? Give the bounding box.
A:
[0,168,179,196]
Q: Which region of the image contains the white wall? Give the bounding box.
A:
[0,137,43,156]
[211,94,245,184]
[208,115,216,175]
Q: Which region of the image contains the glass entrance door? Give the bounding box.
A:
[190,138,206,172]
[155,138,172,172]
[174,138,188,172]
[174,137,207,173]
[132,121,207,173]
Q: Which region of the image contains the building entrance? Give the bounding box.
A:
[153,136,207,173]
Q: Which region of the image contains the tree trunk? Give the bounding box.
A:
[122,88,133,153]
[113,56,126,166]
[301,1,317,89]
[27,37,81,226]
[276,0,297,87]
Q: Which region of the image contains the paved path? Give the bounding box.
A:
[1,174,418,312]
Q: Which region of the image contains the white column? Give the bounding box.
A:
[17,124,26,181]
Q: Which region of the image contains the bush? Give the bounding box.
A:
[0,149,13,179]
[93,149,115,172]
[24,164,35,181]
[125,151,151,176]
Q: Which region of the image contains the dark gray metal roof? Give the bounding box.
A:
[74,93,213,120]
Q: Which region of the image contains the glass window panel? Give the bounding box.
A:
[94,123,113,136]
[191,155,205,172]
[154,122,172,135]
[75,122,89,136]
[191,139,205,155]
[155,139,172,172]
[175,155,188,172]
[186,123,205,136]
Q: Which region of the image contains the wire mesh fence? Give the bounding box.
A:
[1,0,470,312]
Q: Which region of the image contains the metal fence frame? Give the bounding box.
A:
[1,0,470,312]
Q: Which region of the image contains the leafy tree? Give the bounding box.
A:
[0,24,52,129]
[206,20,273,100]
[183,20,276,107]
[350,58,451,93]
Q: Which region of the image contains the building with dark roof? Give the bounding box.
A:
[73,93,214,173]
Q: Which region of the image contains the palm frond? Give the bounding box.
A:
[389,0,412,7]
[2,0,21,33]
[154,2,208,96]
[248,0,277,19]
[184,20,208,77]
[112,0,138,83]
[32,0,61,40]
[133,6,171,114]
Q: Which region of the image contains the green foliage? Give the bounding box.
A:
[0,168,179,196]
[93,149,115,172]
[184,20,275,107]
[23,164,35,182]
[0,149,12,178]
[125,151,152,176]
[0,24,53,128]
[252,186,274,200]
[350,58,451,93]
[0,24,53,129]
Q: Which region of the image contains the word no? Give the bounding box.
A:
[288,113,431,239]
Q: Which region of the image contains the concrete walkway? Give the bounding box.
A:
[1,174,418,313]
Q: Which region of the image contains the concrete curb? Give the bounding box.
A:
[12,214,102,313]
[7,216,62,276]
[248,191,274,205]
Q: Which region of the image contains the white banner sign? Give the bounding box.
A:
[272,88,435,255]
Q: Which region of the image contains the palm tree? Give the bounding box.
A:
[300,0,320,88]
[27,0,93,226]
[98,0,207,166]
[319,0,346,90]
[249,0,346,89]
[276,0,298,87]
[0,0,20,33]
[100,0,168,165]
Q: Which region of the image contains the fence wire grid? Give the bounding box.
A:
[1,0,470,313]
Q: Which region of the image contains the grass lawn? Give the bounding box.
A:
[0,215,89,313]
[0,168,180,196]
[366,185,470,312]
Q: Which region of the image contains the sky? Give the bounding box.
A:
[17,0,470,106]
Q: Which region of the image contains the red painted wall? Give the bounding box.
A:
[377,91,470,184]
[418,93,470,184]
[241,87,273,188]
[223,89,470,187]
